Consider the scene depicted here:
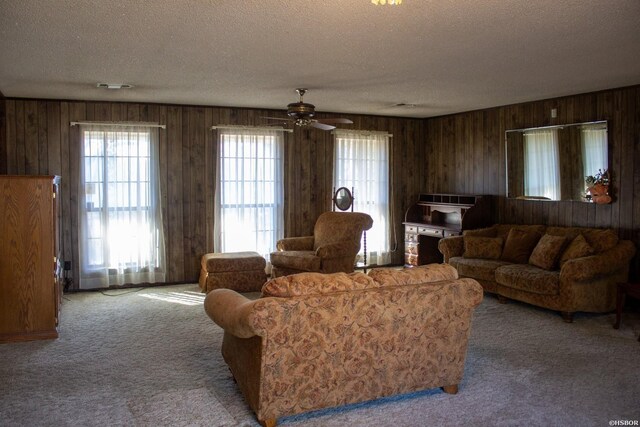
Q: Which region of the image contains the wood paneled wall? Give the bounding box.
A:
[0,92,5,173]
[5,85,637,285]
[425,85,640,279]
[1,99,424,287]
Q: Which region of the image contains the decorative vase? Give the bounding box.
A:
[593,194,612,204]
[588,184,611,204]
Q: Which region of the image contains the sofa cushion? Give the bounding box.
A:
[494,224,545,240]
[500,228,542,264]
[537,226,619,255]
[545,226,582,241]
[368,263,458,287]
[463,236,503,260]
[450,256,511,282]
[559,234,595,267]
[582,228,619,253]
[463,226,498,237]
[495,264,560,296]
[528,234,568,271]
[261,271,378,298]
[269,250,321,272]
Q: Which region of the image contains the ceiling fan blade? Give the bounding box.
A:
[262,116,294,121]
[310,121,336,131]
[316,118,353,124]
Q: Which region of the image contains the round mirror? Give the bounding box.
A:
[334,187,353,211]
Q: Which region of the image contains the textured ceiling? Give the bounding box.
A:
[1,0,639,118]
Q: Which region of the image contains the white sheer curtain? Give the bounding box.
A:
[78,125,166,289]
[333,130,391,266]
[214,128,284,264]
[581,124,608,178]
[523,129,560,200]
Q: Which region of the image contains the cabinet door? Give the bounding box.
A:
[0,177,58,342]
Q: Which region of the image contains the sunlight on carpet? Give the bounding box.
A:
[138,290,206,306]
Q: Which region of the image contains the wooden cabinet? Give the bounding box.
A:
[403,193,492,267]
[0,175,61,343]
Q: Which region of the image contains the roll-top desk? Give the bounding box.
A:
[403,193,492,266]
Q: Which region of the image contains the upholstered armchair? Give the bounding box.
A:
[270,211,373,278]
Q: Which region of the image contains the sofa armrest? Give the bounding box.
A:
[561,240,636,282]
[276,236,315,251]
[438,235,465,263]
[452,278,485,308]
[204,289,260,339]
[316,241,359,259]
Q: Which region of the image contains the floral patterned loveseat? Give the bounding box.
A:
[204,264,483,427]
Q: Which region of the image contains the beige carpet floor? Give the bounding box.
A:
[0,283,639,426]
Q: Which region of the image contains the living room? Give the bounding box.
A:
[1,1,639,426]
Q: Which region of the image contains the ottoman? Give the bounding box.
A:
[199,251,267,293]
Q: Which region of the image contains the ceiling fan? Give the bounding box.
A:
[263,89,353,131]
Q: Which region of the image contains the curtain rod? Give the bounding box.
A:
[70,121,166,129]
[331,129,393,138]
[211,125,293,133]
[505,120,606,133]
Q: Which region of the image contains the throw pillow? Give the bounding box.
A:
[559,234,595,267]
[528,234,568,271]
[500,228,542,264]
[368,264,458,287]
[463,236,504,260]
[261,271,378,298]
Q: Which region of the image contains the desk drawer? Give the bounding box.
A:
[405,243,418,255]
[405,225,418,234]
[405,253,418,266]
[405,233,418,242]
[418,227,444,237]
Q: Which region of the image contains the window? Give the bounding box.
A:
[79,125,165,289]
[523,129,560,200]
[214,128,284,262]
[333,130,391,266]
[581,124,608,178]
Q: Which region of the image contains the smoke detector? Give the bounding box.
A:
[96,83,133,90]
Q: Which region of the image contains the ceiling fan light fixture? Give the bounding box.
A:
[263,89,353,131]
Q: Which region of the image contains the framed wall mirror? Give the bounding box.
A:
[505,120,608,202]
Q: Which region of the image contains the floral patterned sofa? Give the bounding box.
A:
[204,264,483,427]
[438,224,636,322]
